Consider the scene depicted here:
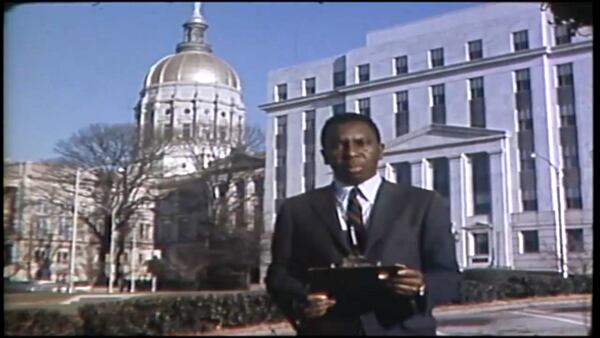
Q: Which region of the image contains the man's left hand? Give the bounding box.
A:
[379,264,425,297]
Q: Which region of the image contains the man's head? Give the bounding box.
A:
[320,113,384,185]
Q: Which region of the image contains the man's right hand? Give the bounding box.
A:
[301,292,336,318]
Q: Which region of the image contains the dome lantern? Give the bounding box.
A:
[176,2,212,53]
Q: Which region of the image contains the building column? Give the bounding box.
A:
[449,155,468,270]
[490,149,512,268]
[410,159,429,189]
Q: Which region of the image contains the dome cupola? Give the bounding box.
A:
[143,3,241,90]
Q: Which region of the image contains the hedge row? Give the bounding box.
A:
[5,270,592,336]
[78,291,284,335]
[4,309,83,336]
[459,271,593,304]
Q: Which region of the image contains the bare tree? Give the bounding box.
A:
[242,123,266,154]
[152,128,265,288]
[29,123,173,285]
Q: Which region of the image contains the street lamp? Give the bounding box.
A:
[531,152,568,279]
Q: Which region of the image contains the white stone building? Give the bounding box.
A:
[260,3,593,275]
[3,161,156,284]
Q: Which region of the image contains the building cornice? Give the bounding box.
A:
[260,40,592,113]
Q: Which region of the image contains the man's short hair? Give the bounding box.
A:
[320,113,382,148]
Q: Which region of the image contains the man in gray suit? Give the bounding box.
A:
[266,113,461,335]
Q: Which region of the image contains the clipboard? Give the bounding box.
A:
[307,265,401,298]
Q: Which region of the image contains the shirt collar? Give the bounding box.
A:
[334,174,383,204]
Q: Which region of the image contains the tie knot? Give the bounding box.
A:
[349,187,360,200]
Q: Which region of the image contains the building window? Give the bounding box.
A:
[565,186,583,209]
[333,70,346,88]
[275,83,287,101]
[567,229,584,253]
[468,39,483,60]
[57,251,69,263]
[513,30,529,51]
[521,188,538,211]
[357,98,370,117]
[184,108,191,114]
[304,77,316,96]
[473,232,489,255]
[520,230,540,253]
[469,77,486,128]
[514,68,537,212]
[303,110,316,192]
[275,116,287,204]
[431,84,446,124]
[395,91,409,136]
[253,176,264,230]
[430,47,444,68]
[431,157,450,210]
[165,108,172,115]
[393,162,411,186]
[515,68,531,92]
[164,123,173,140]
[182,123,191,139]
[332,103,345,116]
[235,181,246,229]
[555,63,582,210]
[562,144,580,169]
[394,55,408,75]
[555,24,573,46]
[357,64,370,83]
[557,63,574,87]
[219,126,227,141]
[471,152,491,215]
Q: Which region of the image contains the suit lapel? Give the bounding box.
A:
[365,180,408,260]
[310,185,351,255]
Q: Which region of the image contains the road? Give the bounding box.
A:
[435,299,591,336]
[200,295,591,336]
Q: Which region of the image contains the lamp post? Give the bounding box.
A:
[531,153,568,279]
[68,165,105,294]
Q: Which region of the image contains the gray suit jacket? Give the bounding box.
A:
[266,180,461,335]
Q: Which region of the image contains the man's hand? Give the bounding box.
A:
[378,264,426,297]
[301,292,337,318]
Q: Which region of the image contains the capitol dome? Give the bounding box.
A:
[142,3,241,91]
[144,51,241,90]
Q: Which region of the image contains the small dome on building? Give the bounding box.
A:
[144,51,241,90]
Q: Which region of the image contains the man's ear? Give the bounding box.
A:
[321,149,330,165]
[378,143,385,160]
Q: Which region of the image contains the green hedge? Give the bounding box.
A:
[4,270,592,335]
[78,291,284,335]
[458,269,592,304]
[4,309,82,336]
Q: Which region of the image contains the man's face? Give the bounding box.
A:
[321,120,384,185]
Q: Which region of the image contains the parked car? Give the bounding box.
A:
[4,279,66,293]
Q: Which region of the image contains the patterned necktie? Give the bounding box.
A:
[347,187,367,254]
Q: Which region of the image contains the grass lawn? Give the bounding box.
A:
[4,289,251,316]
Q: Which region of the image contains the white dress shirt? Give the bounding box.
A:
[333,174,383,231]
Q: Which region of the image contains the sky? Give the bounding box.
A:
[5,2,481,161]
